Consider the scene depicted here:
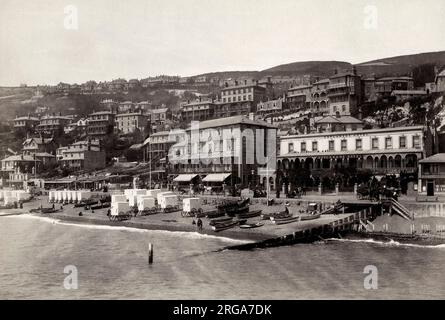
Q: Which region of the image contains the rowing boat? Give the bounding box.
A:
[261,211,290,220]
[209,216,233,226]
[211,219,246,232]
[236,209,262,219]
[239,222,264,229]
[271,216,300,225]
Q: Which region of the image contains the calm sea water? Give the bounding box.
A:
[0,214,444,299]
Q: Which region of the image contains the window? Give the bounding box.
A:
[356,139,362,150]
[301,142,306,152]
[288,143,294,153]
[342,105,346,112]
[399,136,406,148]
[413,135,421,149]
[312,141,318,151]
[329,140,334,151]
[385,137,392,149]
[372,138,379,149]
[341,139,347,151]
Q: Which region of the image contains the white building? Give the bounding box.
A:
[278,125,431,175]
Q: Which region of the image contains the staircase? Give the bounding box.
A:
[389,199,413,220]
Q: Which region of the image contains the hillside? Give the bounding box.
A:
[194,61,351,80]
[260,60,352,77]
[194,51,445,81]
[355,50,445,78]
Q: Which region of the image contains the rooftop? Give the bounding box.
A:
[419,153,445,164]
[1,155,41,162]
[315,115,363,125]
[186,115,277,130]
[23,137,54,145]
[281,125,424,139]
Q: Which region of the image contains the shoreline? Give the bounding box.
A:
[2,196,445,248]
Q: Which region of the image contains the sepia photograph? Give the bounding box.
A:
[0,0,445,306]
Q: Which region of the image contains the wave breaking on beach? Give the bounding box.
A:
[2,213,252,245]
[327,237,445,249]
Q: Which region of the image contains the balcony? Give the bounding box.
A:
[328,82,348,89]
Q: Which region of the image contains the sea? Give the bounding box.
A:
[0,214,444,299]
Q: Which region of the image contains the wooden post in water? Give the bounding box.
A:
[148,243,153,265]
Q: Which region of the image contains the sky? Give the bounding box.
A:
[0,0,444,86]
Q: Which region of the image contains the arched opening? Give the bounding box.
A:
[374,157,379,169]
[305,158,314,170]
[405,154,418,168]
[315,158,321,169]
[388,156,394,169]
[380,155,387,170]
[366,156,373,169]
[395,155,402,168]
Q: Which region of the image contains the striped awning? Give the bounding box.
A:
[202,173,231,182]
[173,174,198,182]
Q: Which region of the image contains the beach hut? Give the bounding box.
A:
[77,191,91,203]
[159,194,178,210]
[66,190,72,203]
[129,190,146,207]
[71,191,77,203]
[157,191,174,204]
[111,194,127,204]
[110,202,131,216]
[183,198,200,213]
[57,191,63,203]
[138,197,156,212]
[4,196,18,206]
[48,190,55,203]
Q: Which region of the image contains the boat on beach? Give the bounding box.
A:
[271,215,300,225]
[239,222,264,229]
[209,216,233,226]
[299,212,322,221]
[211,219,247,232]
[236,209,262,219]
[261,210,290,220]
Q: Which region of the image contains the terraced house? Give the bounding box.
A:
[57,140,105,171]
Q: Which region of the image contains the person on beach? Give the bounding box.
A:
[197,218,203,231]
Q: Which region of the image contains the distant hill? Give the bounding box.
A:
[194,61,352,80]
[194,51,445,81]
[355,50,445,78]
[260,60,352,77]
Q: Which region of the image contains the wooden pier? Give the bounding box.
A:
[226,205,379,250]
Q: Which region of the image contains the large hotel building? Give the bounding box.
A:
[278,125,433,176]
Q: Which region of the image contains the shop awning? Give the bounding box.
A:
[202,173,231,182]
[173,174,198,182]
